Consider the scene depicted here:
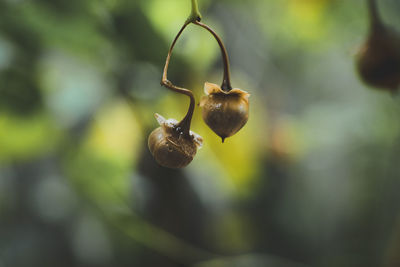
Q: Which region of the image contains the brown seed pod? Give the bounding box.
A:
[356,0,400,92]
[356,26,400,92]
[148,113,203,169]
[199,82,250,142]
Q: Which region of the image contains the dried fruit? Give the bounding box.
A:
[356,26,400,92]
[200,82,249,142]
[149,18,202,168]
[148,114,202,169]
[356,0,400,92]
[148,0,250,170]
[193,21,250,142]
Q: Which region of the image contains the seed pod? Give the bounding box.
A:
[356,26,400,92]
[148,113,203,169]
[356,0,400,92]
[199,82,250,142]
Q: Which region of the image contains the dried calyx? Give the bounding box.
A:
[194,21,250,142]
[356,0,400,92]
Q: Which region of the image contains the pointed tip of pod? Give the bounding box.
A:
[221,137,225,143]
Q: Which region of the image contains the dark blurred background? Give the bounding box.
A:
[1,0,400,266]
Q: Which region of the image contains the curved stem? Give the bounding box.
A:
[162,23,188,83]
[186,0,202,23]
[161,22,195,136]
[368,0,383,31]
[194,21,232,91]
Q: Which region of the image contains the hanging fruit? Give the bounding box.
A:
[148,113,202,168]
[200,82,249,143]
[194,20,250,142]
[148,20,202,169]
[356,0,400,93]
[148,0,251,168]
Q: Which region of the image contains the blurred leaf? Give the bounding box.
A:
[0,113,59,162]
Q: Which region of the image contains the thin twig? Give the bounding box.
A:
[194,20,232,91]
[161,22,195,135]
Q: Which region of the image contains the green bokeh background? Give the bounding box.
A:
[1,0,400,266]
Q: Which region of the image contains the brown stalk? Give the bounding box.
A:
[194,20,232,91]
[161,22,195,136]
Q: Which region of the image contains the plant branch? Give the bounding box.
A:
[161,22,195,136]
[194,21,232,91]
